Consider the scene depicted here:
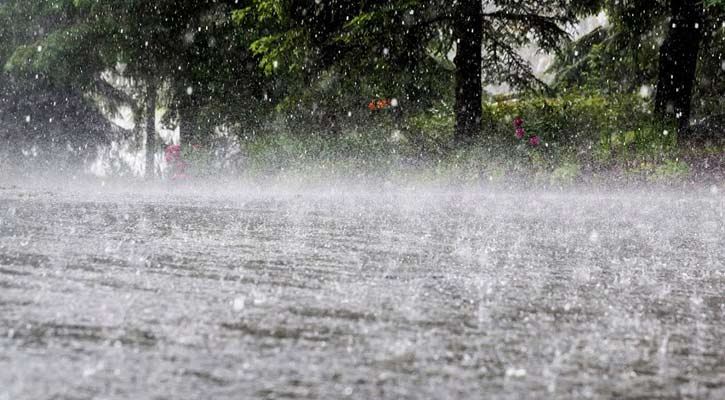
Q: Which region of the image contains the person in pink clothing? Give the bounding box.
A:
[164,144,188,180]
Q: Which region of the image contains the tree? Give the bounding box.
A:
[166,2,277,147]
[654,0,704,134]
[553,0,724,139]
[0,0,123,167]
[2,0,276,177]
[239,0,573,145]
[453,0,483,144]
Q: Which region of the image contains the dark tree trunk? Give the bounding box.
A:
[178,107,193,147]
[453,0,483,145]
[654,0,703,137]
[145,79,157,179]
[178,88,198,146]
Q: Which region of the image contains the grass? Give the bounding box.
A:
[223,126,724,188]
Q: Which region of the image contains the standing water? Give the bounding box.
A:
[0,181,723,399]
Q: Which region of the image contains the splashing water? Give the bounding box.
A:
[0,181,723,399]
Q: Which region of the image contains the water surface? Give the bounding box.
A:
[1,183,723,399]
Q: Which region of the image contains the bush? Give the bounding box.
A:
[653,159,691,180]
[481,92,652,149]
[229,91,698,184]
[405,101,455,156]
[550,162,582,186]
[237,124,415,177]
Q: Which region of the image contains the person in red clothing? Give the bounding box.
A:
[164,144,188,180]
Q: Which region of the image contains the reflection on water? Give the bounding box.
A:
[0,183,723,399]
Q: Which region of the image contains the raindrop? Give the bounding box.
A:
[638,85,652,98]
[505,368,527,378]
[186,86,193,95]
[37,45,42,52]
[232,296,245,311]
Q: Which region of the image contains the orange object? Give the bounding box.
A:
[369,98,393,111]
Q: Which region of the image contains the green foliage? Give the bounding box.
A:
[557,0,725,123]
[550,26,660,94]
[654,159,691,180]
[238,0,575,128]
[550,162,582,186]
[0,0,722,179]
[5,24,102,86]
[0,0,125,164]
[237,126,413,178]
[398,92,667,182]
[406,102,455,156]
[605,124,677,156]
[481,93,652,149]
[623,158,691,183]
[179,145,213,177]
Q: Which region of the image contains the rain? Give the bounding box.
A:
[1,1,724,399]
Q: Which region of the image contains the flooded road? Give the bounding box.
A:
[1,183,723,399]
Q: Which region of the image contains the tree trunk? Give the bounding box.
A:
[145,79,157,179]
[453,0,483,145]
[178,90,196,146]
[178,108,193,147]
[654,0,703,137]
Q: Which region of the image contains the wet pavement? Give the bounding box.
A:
[0,183,723,399]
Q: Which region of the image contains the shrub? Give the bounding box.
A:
[481,92,652,150]
[405,101,455,157]
[550,162,582,186]
[653,159,691,180]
